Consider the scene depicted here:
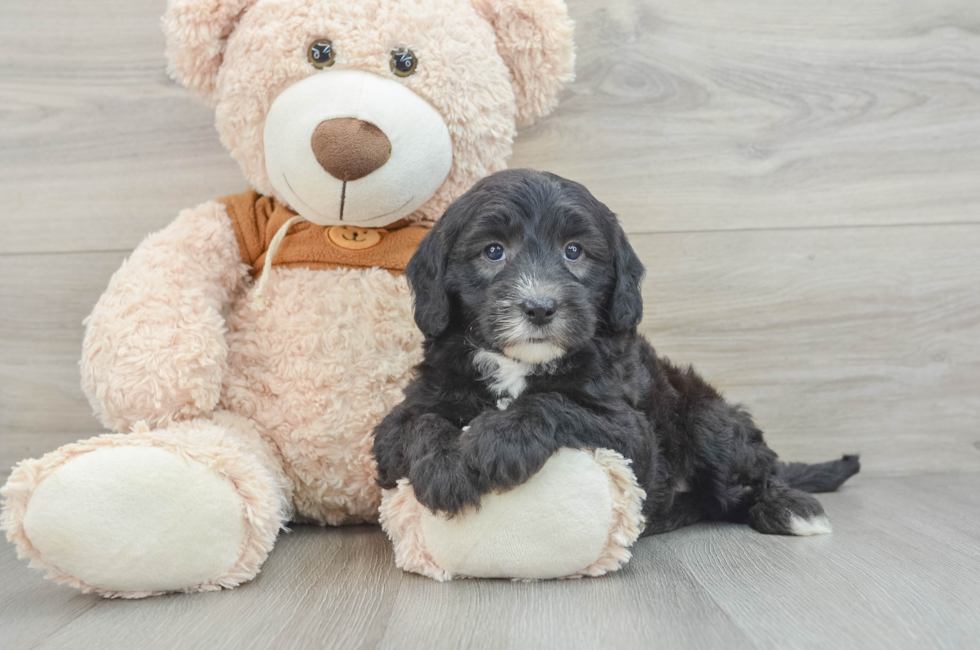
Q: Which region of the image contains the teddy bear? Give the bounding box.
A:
[1,0,646,596]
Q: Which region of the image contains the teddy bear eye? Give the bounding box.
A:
[308,40,335,69]
[390,48,418,77]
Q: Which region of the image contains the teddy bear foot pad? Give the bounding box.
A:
[379,448,646,581]
[1,426,286,598]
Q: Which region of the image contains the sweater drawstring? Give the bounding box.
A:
[250,215,305,310]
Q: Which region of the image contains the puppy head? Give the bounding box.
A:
[407,169,645,363]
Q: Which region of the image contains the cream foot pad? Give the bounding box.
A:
[379,448,646,581]
[1,425,288,598]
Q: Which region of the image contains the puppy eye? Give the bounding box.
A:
[390,48,418,77]
[564,243,583,262]
[484,244,506,262]
[308,40,336,69]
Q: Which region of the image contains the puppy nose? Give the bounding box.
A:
[311,118,392,181]
[521,298,556,326]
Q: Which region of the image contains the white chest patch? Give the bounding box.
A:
[472,349,533,401]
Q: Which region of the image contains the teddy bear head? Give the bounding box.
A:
[164,0,574,227]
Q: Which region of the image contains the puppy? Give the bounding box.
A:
[373,169,859,536]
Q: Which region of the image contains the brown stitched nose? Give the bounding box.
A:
[311,118,392,181]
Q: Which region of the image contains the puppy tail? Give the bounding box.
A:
[776,455,860,493]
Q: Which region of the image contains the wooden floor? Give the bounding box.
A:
[2,0,979,474]
[1,472,978,650]
[2,0,979,647]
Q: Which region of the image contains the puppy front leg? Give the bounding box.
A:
[459,400,567,494]
[407,415,483,516]
[374,407,481,515]
[461,393,647,494]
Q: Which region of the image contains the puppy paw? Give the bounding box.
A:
[748,485,831,536]
[408,452,482,516]
[460,422,554,494]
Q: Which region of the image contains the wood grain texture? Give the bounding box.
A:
[378,538,754,650]
[0,0,246,256]
[634,225,980,474]
[4,226,978,474]
[0,252,124,457]
[1,0,979,254]
[2,473,978,650]
[1,526,404,650]
[515,0,980,235]
[0,538,103,649]
[664,474,980,650]
[1,0,980,644]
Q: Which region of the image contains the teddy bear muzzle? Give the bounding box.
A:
[263,70,453,228]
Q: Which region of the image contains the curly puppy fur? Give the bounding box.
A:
[373,169,860,536]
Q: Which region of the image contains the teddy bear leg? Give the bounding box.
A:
[379,448,646,581]
[0,412,291,598]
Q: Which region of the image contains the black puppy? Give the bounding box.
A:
[373,169,859,536]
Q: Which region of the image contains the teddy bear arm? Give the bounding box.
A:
[81,201,248,432]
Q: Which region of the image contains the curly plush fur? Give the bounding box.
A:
[1,0,576,597]
[166,0,575,223]
[373,170,860,539]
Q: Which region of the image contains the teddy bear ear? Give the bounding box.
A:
[472,0,576,126]
[163,0,257,104]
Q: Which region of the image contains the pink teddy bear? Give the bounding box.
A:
[2,0,645,597]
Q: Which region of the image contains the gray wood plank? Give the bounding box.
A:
[0,432,89,487]
[666,476,980,650]
[632,224,980,475]
[0,252,125,450]
[4,225,979,476]
[0,0,246,256]
[2,0,979,646]
[378,547,754,650]
[26,526,404,650]
[1,473,977,650]
[0,535,104,649]
[2,0,980,254]
[517,0,980,235]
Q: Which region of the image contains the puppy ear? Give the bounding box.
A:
[472,0,576,126]
[406,226,452,339]
[609,229,645,332]
[163,0,257,105]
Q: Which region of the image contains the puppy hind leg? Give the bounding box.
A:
[642,491,706,536]
[748,483,832,536]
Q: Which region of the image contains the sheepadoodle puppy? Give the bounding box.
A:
[373,169,859,536]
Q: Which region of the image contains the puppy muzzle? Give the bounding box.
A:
[480,269,594,364]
